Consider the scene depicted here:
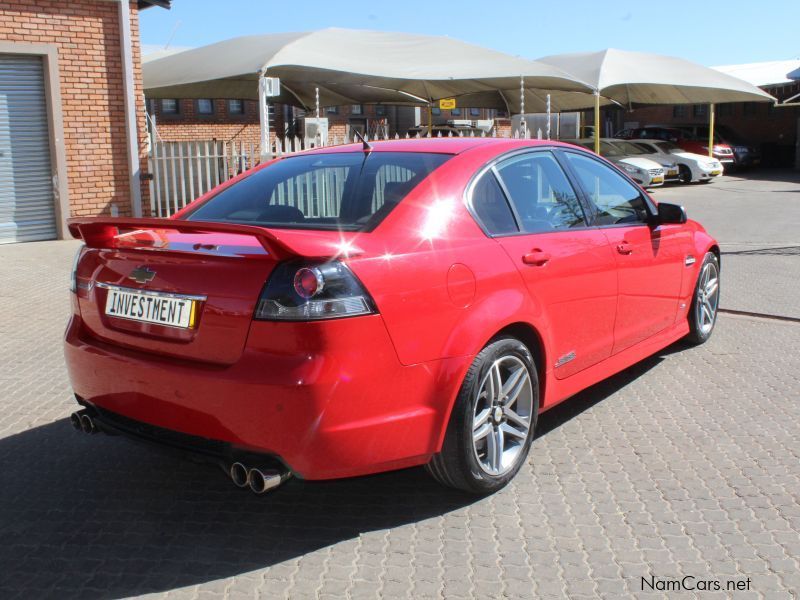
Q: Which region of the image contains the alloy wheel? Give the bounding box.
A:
[471,355,534,476]
[696,261,720,334]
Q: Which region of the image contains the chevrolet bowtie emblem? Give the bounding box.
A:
[128,266,156,284]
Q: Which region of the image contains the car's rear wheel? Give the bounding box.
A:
[426,336,538,494]
[686,252,720,345]
[678,164,692,184]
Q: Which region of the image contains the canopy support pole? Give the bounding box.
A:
[258,72,270,162]
[708,103,715,158]
[428,103,433,137]
[546,94,551,140]
[594,91,601,155]
[519,76,527,139]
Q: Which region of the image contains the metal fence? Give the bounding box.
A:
[147,130,509,217]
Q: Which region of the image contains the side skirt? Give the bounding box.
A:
[542,320,690,411]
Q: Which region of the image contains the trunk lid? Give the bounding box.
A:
[69,218,363,365]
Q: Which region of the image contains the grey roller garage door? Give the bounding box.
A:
[0,54,56,243]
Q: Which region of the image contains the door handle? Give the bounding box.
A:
[522,249,551,266]
[616,242,633,255]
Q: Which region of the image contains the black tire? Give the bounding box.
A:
[426,336,538,494]
[678,164,692,184]
[686,252,720,345]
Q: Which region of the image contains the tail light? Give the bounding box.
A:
[254,260,376,321]
[69,244,84,293]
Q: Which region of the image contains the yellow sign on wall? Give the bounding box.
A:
[438,98,457,110]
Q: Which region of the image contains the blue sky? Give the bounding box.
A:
[141,0,798,67]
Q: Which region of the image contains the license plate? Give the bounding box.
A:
[101,284,199,329]
[710,170,721,176]
[652,177,664,184]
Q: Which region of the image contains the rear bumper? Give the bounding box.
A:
[64,314,471,480]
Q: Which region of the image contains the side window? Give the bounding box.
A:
[471,171,518,235]
[495,152,587,233]
[564,152,650,226]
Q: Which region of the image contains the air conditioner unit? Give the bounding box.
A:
[304,118,329,144]
[447,119,473,128]
[474,119,494,133]
[263,76,281,97]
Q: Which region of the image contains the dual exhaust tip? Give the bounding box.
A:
[70,411,288,494]
[70,410,97,434]
[230,462,288,494]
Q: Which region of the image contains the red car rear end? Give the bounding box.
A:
[65,138,720,495]
[65,144,473,483]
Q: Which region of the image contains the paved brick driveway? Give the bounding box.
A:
[0,172,799,599]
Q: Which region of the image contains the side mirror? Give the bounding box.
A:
[655,202,687,225]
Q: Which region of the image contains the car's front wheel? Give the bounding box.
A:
[426,336,538,494]
[686,252,720,345]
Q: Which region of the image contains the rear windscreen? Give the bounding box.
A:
[185,151,452,231]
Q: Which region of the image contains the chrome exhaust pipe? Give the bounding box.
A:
[70,411,83,431]
[80,413,96,434]
[247,468,289,494]
[229,462,249,488]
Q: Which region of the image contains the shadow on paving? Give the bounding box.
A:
[0,345,674,598]
[726,168,800,185]
[721,245,800,256]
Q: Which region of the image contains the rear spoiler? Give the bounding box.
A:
[67,217,295,258]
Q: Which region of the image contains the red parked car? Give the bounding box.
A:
[65,138,720,495]
[615,126,735,165]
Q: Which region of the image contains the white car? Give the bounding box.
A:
[612,140,680,183]
[572,140,665,188]
[627,140,724,184]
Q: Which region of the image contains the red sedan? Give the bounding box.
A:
[65,138,720,495]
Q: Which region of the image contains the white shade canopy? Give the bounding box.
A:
[538,48,776,108]
[142,28,595,111]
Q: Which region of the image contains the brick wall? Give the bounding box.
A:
[148,98,423,145]
[129,3,149,215]
[152,98,263,147]
[0,0,149,218]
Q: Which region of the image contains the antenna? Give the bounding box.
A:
[353,129,373,154]
[163,19,182,50]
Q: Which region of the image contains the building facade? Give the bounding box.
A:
[147,97,425,146]
[0,0,163,243]
[145,94,503,147]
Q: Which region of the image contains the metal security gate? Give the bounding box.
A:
[0,54,56,243]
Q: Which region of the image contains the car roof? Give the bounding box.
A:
[300,137,577,156]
